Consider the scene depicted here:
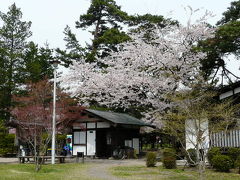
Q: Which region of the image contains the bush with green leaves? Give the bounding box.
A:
[0,133,16,156]
[163,148,176,157]
[212,154,232,172]
[207,147,221,166]
[0,122,16,156]
[186,148,197,167]
[146,152,157,167]
[163,156,176,169]
[235,156,240,174]
[162,148,176,169]
[227,147,240,167]
[133,149,138,159]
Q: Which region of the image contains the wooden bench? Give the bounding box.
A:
[18,156,66,164]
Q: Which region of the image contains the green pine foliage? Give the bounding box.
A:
[0,4,54,122]
[75,0,130,62]
[217,0,240,25]
[199,0,240,80]
[0,3,32,121]
[58,0,172,66]
[23,42,54,82]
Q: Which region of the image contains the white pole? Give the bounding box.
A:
[51,67,57,164]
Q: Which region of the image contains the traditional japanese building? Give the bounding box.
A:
[69,109,153,157]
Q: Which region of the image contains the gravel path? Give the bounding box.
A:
[83,159,186,180]
[85,159,147,180]
[87,163,122,180]
[0,157,18,164]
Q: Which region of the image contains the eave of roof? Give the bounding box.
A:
[85,109,154,128]
[217,81,240,93]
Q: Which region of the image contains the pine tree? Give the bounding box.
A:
[199,0,240,82]
[76,0,130,62]
[57,0,170,66]
[0,4,54,122]
[0,3,32,121]
[23,42,54,83]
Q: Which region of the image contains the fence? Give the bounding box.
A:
[210,129,240,147]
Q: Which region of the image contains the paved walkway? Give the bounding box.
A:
[0,157,18,163]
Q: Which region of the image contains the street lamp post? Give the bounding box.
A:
[51,60,59,164]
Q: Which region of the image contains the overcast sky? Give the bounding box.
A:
[0,0,234,49]
[1,0,239,78]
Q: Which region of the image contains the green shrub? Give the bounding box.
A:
[162,148,176,169]
[235,156,240,174]
[212,154,232,172]
[207,147,221,166]
[186,148,197,167]
[163,156,176,169]
[0,133,16,156]
[146,152,157,167]
[227,147,240,167]
[133,150,138,159]
[163,148,176,157]
[235,156,240,166]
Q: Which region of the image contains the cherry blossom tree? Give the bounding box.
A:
[60,10,215,127]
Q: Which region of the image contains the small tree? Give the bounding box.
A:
[11,79,84,171]
[164,82,239,179]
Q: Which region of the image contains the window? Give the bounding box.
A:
[106,133,111,145]
[124,140,132,148]
[73,131,86,144]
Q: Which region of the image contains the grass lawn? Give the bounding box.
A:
[0,163,98,180]
[2,163,240,180]
[111,165,240,180]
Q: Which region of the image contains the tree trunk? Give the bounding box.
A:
[34,126,41,172]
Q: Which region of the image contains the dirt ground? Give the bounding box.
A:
[85,159,153,180]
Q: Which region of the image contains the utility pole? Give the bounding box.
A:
[51,60,59,164]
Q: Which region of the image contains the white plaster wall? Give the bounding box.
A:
[132,138,140,154]
[219,90,233,100]
[87,122,96,129]
[87,130,96,155]
[97,122,110,128]
[125,140,132,147]
[185,119,209,150]
[235,87,240,94]
[73,145,86,155]
[73,123,86,129]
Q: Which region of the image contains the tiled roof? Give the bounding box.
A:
[85,109,154,127]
